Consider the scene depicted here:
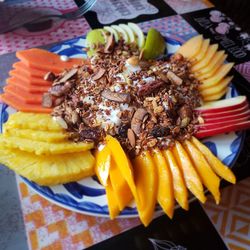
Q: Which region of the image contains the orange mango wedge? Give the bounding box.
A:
[191,137,236,184]
[106,179,120,219]
[163,149,189,210]
[172,141,206,203]
[133,151,158,226]
[152,148,174,219]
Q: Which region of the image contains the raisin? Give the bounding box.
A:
[118,124,130,138]
[151,126,170,137]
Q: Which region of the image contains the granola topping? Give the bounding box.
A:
[45,38,202,156]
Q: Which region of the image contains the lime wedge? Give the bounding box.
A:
[142,28,166,59]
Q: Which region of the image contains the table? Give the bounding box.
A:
[0,1,249,249]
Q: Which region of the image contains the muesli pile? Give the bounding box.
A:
[42,35,202,157]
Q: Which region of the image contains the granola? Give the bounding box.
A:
[43,35,202,157]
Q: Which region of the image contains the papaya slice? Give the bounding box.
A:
[13,61,61,77]
[0,93,51,113]
[133,151,158,226]
[16,48,84,72]
[9,70,52,86]
[4,85,43,105]
[183,140,221,204]
[152,148,174,219]
[7,77,50,93]
[191,137,236,184]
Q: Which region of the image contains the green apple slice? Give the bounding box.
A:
[119,24,135,43]
[111,25,129,43]
[86,29,106,56]
[127,22,145,48]
[104,26,119,42]
[142,28,166,59]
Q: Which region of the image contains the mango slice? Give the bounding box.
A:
[110,158,133,211]
[183,140,221,204]
[163,150,189,210]
[106,179,120,219]
[172,141,206,203]
[152,149,174,219]
[191,137,236,184]
[94,146,112,186]
[106,135,138,202]
[193,38,210,62]
[203,87,228,101]
[133,151,158,226]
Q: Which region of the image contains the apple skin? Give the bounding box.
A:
[204,110,250,123]
[195,120,250,138]
[197,116,250,131]
[195,96,247,113]
[196,103,249,119]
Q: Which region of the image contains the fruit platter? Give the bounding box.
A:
[0,23,249,226]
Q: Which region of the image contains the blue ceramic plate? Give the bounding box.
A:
[0,36,244,217]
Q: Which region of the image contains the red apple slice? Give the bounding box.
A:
[197,116,250,131]
[195,120,250,138]
[195,96,247,113]
[204,110,250,123]
[197,104,249,119]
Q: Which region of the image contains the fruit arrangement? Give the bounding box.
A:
[0,23,249,226]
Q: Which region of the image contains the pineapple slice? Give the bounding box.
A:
[0,135,93,155]
[5,112,62,131]
[0,146,95,185]
[4,127,68,142]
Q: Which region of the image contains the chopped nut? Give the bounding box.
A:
[138,80,165,96]
[91,68,106,81]
[42,93,53,108]
[167,70,183,85]
[54,116,68,129]
[104,34,115,53]
[127,128,136,148]
[147,138,157,147]
[72,111,80,124]
[59,68,78,83]
[44,72,56,81]
[198,116,205,124]
[131,108,148,135]
[126,56,139,66]
[101,89,131,103]
[180,117,191,128]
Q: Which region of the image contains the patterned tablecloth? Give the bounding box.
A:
[0,1,249,250]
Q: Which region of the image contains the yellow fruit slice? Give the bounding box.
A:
[133,151,158,226]
[201,63,234,89]
[177,35,203,58]
[3,127,68,142]
[172,141,206,203]
[193,38,210,62]
[203,87,228,101]
[152,148,174,219]
[0,135,93,155]
[163,149,189,210]
[5,112,62,131]
[106,135,138,202]
[109,158,133,211]
[191,137,236,184]
[94,145,111,186]
[192,44,218,72]
[183,140,221,204]
[0,146,95,185]
[106,179,120,219]
[196,52,227,78]
[200,76,233,97]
